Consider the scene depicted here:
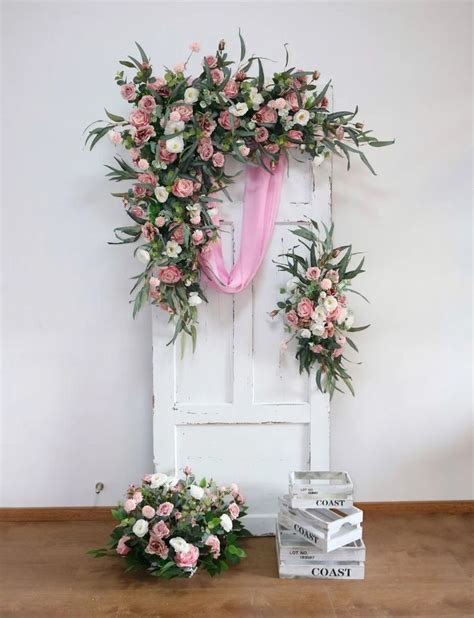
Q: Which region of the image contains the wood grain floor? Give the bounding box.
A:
[1,512,473,617]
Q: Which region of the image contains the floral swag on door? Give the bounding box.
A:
[86,35,392,395]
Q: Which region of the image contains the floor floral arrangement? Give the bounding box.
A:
[89,468,249,578]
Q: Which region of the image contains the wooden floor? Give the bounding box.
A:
[1,513,473,617]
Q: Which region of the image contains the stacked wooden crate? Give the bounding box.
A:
[276,471,366,579]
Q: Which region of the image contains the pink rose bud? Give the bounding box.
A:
[183,465,192,475]
[320,278,332,291]
[149,276,160,287]
[142,505,155,519]
[137,158,149,170]
[155,216,166,228]
[169,110,181,122]
[108,130,122,145]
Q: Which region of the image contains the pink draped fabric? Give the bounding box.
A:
[201,157,287,294]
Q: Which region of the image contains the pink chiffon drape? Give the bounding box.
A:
[200,157,286,293]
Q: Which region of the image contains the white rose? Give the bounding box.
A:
[164,120,185,135]
[184,87,199,104]
[132,519,149,538]
[188,293,202,307]
[344,313,355,329]
[135,247,150,265]
[220,514,233,532]
[336,307,348,325]
[313,155,325,168]
[300,329,312,339]
[165,136,185,154]
[311,322,325,337]
[165,240,182,258]
[248,87,264,110]
[324,296,338,313]
[294,109,310,126]
[286,277,299,292]
[170,537,190,553]
[312,306,326,322]
[189,485,205,500]
[154,186,169,203]
[165,476,180,488]
[230,102,248,117]
[150,472,168,488]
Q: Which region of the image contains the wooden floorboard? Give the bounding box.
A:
[1,513,473,617]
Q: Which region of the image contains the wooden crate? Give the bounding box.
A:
[279,496,363,553]
[289,471,353,508]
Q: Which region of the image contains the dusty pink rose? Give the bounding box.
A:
[253,106,277,124]
[190,41,201,52]
[198,114,216,136]
[218,110,240,130]
[205,535,220,558]
[212,152,225,168]
[205,55,218,68]
[152,520,170,538]
[228,502,240,520]
[138,172,157,188]
[297,298,314,319]
[192,230,204,244]
[286,130,303,147]
[268,97,287,110]
[130,205,145,218]
[142,222,156,241]
[129,108,150,128]
[137,158,149,170]
[159,142,177,163]
[175,544,199,569]
[124,499,137,514]
[171,225,184,245]
[306,266,321,280]
[134,125,156,146]
[310,344,325,354]
[172,104,193,122]
[265,143,280,154]
[285,92,299,111]
[142,505,156,519]
[155,216,166,227]
[239,144,250,156]
[138,95,156,114]
[116,536,131,555]
[159,266,182,284]
[133,184,146,198]
[145,536,169,558]
[172,178,194,198]
[157,501,174,517]
[286,309,299,329]
[121,83,136,101]
[255,126,269,142]
[223,80,239,98]
[198,137,214,161]
[320,278,332,290]
[211,68,224,85]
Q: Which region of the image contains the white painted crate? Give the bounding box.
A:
[276,517,366,563]
[279,496,363,553]
[289,471,353,508]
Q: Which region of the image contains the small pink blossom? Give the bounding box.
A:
[286,129,303,148]
[255,127,269,142]
[335,125,345,141]
[138,95,156,114]
[174,62,185,74]
[133,184,146,199]
[129,148,141,161]
[172,104,193,122]
[121,83,137,101]
[212,152,225,167]
[239,144,250,156]
[192,230,204,244]
[108,130,122,145]
[320,278,332,291]
[223,80,239,99]
[285,91,300,111]
[306,266,321,280]
[142,505,155,519]
[332,348,344,359]
[130,206,145,218]
[190,41,201,53]
[336,335,346,346]
[253,106,277,124]
[152,520,170,538]
[138,172,157,188]
[129,108,150,128]
[190,215,201,225]
[297,298,314,319]
[157,501,174,517]
[149,276,160,287]
[218,110,240,131]
[310,344,324,354]
[205,55,218,68]
[211,68,224,85]
[172,178,194,198]
[145,536,169,558]
[175,544,199,569]
[228,502,240,520]
[134,125,156,146]
[183,465,192,475]
[198,114,216,136]
[169,110,181,122]
[137,158,149,170]
[269,97,287,110]
[133,491,143,503]
[124,499,137,514]
[198,137,214,161]
[154,216,165,228]
[159,142,177,163]
[116,535,131,555]
[265,143,279,154]
[171,224,184,245]
[286,309,299,329]
[205,535,220,558]
[174,511,182,521]
[142,222,156,241]
[235,494,245,505]
[159,266,182,284]
[230,483,239,496]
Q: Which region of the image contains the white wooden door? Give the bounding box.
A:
[152,157,332,535]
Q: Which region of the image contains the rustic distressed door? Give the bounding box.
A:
[152,157,332,535]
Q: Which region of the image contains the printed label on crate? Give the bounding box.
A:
[278,562,365,580]
[290,495,353,508]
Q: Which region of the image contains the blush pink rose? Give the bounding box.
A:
[138,95,156,114]
[255,127,269,142]
[172,178,194,198]
[228,502,240,520]
[268,97,287,110]
[192,230,204,244]
[142,222,156,241]
[134,125,156,146]
[171,225,184,245]
[212,152,225,167]
[286,309,299,329]
[138,172,157,188]
[253,106,277,124]
[174,511,182,521]
[157,501,174,517]
[198,114,217,136]
[285,92,299,111]
[159,266,182,284]
[124,499,137,514]
[169,110,181,122]
[116,536,131,555]
[223,80,239,98]
[175,544,199,569]
[218,110,240,130]
[286,130,303,147]
[152,520,170,538]
[155,216,166,227]
[130,206,145,218]
[121,83,136,101]
[239,144,250,156]
[142,505,156,519]
[264,143,279,154]
[198,137,214,161]
[297,297,314,319]
[205,55,218,68]
[137,158,149,170]
[306,266,321,280]
[145,536,169,558]
[211,68,224,85]
[205,535,220,558]
[159,142,177,163]
[133,184,146,199]
[133,491,143,503]
[129,108,150,128]
[172,104,193,122]
[320,278,332,290]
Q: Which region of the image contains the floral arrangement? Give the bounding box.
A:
[272,220,368,397]
[89,468,249,578]
[86,35,392,347]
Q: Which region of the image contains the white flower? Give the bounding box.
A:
[189,485,205,500]
[248,87,264,110]
[300,329,312,339]
[220,514,233,532]
[188,293,202,307]
[136,248,150,265]
[229,102,248,117]
[294,109,310,126]
[170,537,190,553]
[154,186,169,203]
[312,306,326,322]
[164,120,185,135]
[286,277,299,292]
[184,87,200,104]
[336,307,348,325]
[150,472,168,488]
[324,296,338,313]
[165,240,182,258]
[311,322,325,337]
[344,313,355,329]
[313,155,325,168]
[165,476,180,488]
[247,121,256,130]
[165,136,185,153]
[132,519,149,538]
[187,203,201,215]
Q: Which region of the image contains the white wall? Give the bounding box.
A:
[1,1,472,506]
